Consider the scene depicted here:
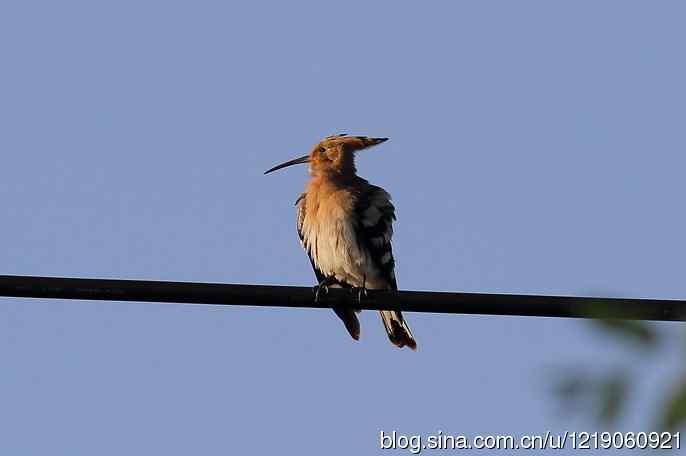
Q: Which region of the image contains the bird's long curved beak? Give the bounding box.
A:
[264,155,310,174]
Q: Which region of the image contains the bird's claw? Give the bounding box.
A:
[351,286,368,305]
[358,286,368,305]
[359,276,369,305]
[313,283,329,303]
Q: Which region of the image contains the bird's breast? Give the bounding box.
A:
[300,187,381,288]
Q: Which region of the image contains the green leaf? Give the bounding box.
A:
[662,377,686,431]
[597,372,629,425]
[590,319,658,349]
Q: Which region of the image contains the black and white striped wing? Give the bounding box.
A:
[354,184,398,290]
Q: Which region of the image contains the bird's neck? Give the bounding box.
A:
[306,173,361,196]
[309,169,357,185]
[310,155,356,180]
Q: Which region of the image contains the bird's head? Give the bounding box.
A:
[264,134,388,177]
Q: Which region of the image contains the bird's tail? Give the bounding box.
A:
[380,310,417,350]
[334,307,361,341]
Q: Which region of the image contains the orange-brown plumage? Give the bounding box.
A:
[266,134,416,350]
[305,134,388,178]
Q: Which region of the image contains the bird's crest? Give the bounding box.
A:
[309,134,388,177]
[319,134,388,151]
[264,134,388,177]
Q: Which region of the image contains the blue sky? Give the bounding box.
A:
[1,1,685,454]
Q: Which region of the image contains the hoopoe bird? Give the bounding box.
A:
[265,134,416,350]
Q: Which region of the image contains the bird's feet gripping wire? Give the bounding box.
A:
[313,279,332,303]
[351,276,368,306]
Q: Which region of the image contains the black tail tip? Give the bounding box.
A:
[389,320,417,350]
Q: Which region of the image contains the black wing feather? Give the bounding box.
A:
[352,183,398,290]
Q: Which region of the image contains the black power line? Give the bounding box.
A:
[1,274,685,321]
